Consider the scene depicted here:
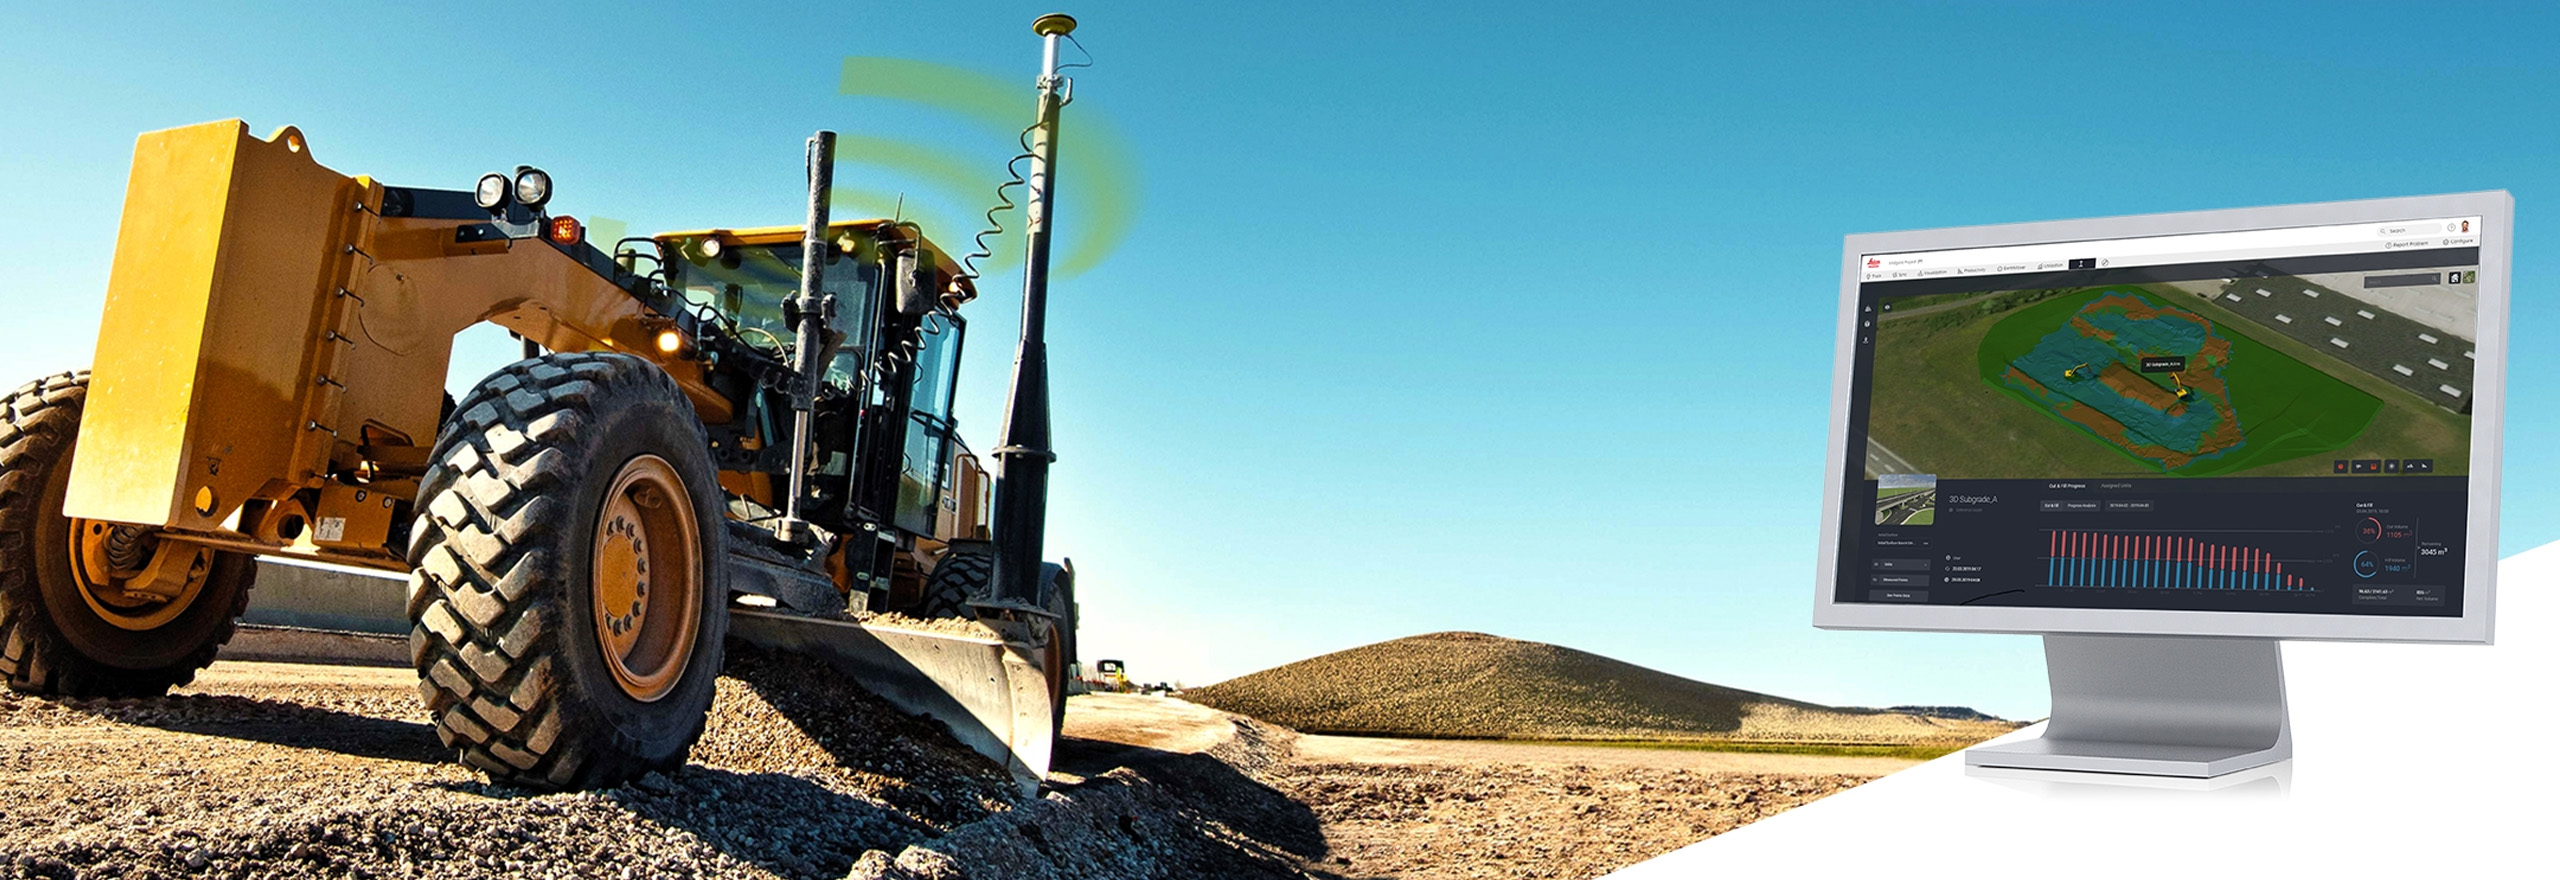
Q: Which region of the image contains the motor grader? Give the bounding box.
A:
[0,16,1087,794]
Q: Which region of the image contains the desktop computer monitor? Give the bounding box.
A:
[1815,192,2510,777]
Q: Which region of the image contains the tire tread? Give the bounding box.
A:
[408,353,723,791]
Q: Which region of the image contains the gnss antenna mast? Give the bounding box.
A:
[990,12,1077,608]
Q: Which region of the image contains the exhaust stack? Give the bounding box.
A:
[777,130,839,545]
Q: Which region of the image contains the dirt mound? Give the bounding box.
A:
[1184,632,2015,745]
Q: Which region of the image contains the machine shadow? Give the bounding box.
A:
[60,693,449,764]
[1054,736,1346,878]
[444,766,942,880]
[724,642,1346,877]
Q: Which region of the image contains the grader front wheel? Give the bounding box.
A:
[0,371,257,697]
[408,354,729,790]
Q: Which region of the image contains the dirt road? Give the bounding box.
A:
[1289,733,1917,776]
[1878,292,1999,321]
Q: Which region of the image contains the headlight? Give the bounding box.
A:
[474,173,510,210]
[513,167,553,208]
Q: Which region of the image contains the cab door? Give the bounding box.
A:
[893,315,966,536]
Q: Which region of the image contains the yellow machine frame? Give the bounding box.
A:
[63,120,984,577]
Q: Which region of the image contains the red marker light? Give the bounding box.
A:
[548,215,584,246]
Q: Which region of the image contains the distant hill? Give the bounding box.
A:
[1183,632,2019,746]
[1872,705,2010,723]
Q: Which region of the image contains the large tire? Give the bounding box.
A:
[921,548,1075,736]
[1037,563,1076,735]
[914,542,994,619]
[408,353,729,791]
[0,371,256,697]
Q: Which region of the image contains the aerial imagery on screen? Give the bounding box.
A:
[1863,270,2475,481]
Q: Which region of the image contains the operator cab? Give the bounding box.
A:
[647,222,981,553]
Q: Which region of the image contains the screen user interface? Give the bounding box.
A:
[1839,217,2481,617]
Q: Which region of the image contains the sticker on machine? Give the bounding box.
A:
[315,516,346,543]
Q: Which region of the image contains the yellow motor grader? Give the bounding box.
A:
[0,16,1087,794]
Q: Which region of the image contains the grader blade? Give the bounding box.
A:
[728,609,1055,796]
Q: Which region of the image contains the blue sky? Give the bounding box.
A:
[2,1,2551,719]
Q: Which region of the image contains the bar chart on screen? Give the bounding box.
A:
[2043,529,2313,591]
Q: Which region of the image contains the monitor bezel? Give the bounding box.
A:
[1814,191,2508,644]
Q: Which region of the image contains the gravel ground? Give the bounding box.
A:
[2,660,1890,880]
[0,655,1344,880]
[0,645,1021,880]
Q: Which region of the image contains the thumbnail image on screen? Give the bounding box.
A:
[1864,271,2475,482]
[1875,473,1936,526]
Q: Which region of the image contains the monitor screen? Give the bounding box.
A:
[1826,200,2503,635]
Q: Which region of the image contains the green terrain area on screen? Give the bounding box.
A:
[1865,284,2467,480]
[1972,289,2381,477]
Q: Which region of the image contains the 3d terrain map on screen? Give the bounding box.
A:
[1989,292,2253,473]
[1864,281,2471,481]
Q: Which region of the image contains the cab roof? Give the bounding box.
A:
[654,219,979,301]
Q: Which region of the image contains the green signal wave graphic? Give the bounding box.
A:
[838,57,1138,279]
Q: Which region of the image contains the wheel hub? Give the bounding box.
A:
[67,520,211,631]
[589,455,700,702]
[596,516,649,645]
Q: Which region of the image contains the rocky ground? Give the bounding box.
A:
[1,659,1901,879]
[0,646,1025,880]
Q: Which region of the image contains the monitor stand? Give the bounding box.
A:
[1966,634,2291,778]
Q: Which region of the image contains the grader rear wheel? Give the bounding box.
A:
[408,353,729,791]
[0,371,256,697]
[1038,564,1076,734]
[914,543,994,619]
[916,549,1076,738]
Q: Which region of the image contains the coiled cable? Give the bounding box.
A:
[870,36,1091,384]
